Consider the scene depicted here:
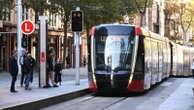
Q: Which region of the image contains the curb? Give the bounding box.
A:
[1,88,90,110]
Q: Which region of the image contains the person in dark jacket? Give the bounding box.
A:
[24,54,32,90]
[54,59,62,85]
[27,53,35,83]
[20,51,27,87]
[9,51,18,93]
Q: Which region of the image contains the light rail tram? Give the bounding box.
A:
[87,24,194,93]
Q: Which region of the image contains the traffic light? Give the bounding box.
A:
[71,10,83,32]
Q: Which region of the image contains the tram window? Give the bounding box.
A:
[95,26,134,35]
[94,26,135,71]
[95,35,133,71]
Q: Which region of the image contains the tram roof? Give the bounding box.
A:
[95,23,136,28]
[94,24,168,42]
[170,41,194,50]
[138,27,169,42]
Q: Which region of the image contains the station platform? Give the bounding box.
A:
[0,67,89,110]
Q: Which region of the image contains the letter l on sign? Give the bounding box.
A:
[25,23,30,32]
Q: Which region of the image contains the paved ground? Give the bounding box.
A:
[0,67,89,110]
[41,78,194,110]
[1,67,194,110]
[0,67,88,89]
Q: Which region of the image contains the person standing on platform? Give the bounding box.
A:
[45,47,58,88]
[54,58,62,85]
[191,59,194,78]
[28,53,35,85]
[9,51,18,93]
[20,51,27,87]
[24,54,32,90]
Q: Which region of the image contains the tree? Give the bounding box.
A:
[48,0,77,66]
[179,2,194,44]
[22,0,49,23]
[49,0,127,66]
[164,0,194,44]
[80,0,125,33]
[164,0,179,39]
[133,0,153,26]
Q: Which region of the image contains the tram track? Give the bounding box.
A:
[41,78,185,110]
[100,97,128,110]
[41,93,129,110]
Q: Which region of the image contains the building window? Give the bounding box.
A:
[49,13,57,27]
[0,8,11,21]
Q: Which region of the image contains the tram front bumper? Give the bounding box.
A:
[95,74,129,92]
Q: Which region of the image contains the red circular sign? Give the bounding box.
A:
[21,20,35,35]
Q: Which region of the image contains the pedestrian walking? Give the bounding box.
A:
[9,51,18,93]
[28,53,35,84]
[191,59,194,78]
[24,54,32,90]
[20,51,27,87]
[54,58,62,85]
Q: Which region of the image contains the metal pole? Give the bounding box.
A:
[74,7,81,85]
[75,32,80,85]
[39,16,48,87]
[16,0,23,74]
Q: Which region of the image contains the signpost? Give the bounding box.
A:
[39,16,48,87]
[21,20,35,48]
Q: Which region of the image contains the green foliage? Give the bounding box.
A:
[81,0,124,27]
[133,0,153,13]
[20,0,151,28]
[22,0,49,14]
[49,0,128,28]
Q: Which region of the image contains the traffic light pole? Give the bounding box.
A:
[16,0,23,74]
[72,7,83,85]
[75,32,80,85]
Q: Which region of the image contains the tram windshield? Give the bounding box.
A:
[94,26,135,72]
